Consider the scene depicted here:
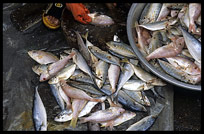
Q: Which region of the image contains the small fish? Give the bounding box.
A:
[32,64,48,76]
[139,3,162,24]
[139,18,178,31]
[58,83,72,110]
[88,45,123,71]
[39,52,75,82]
[70,72,94,85]
[48,63,76,84]
[179,25,201,64]
[70,99,87,128]
[100,110,136,128]
[49,84,65,111]
[156,3,170,21]
[28,50,59,65]
[33,86,47,131]
[79,107,125,123]
[60,80,104,102]
[88,12,114,26]
[74,31,92,66]
[54,96,107,122]
[108,64,120,93]
[188,3,201,34]
[106,41,138,59]
[146,37,185,61]
[166,56,201,75]
[94,60,109,88]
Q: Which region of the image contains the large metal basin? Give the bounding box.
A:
[126,3,201,91]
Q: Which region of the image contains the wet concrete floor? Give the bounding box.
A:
[3,3,201,131]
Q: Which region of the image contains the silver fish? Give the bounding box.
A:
[139,18,178,31]
[139,3,162,24]
[88,12,114,26]
[33,86,47,131]
[108,64,120,94]
[74,31,92,66]
[179,25,201,64]
[95,60,109,88]
[28,50,59,65]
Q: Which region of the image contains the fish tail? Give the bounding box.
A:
[81,31,89,40]
[70,117,78,128]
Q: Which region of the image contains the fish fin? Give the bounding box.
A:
[70,117,78,128]
[107,97,122,107]
[81,31,89,40]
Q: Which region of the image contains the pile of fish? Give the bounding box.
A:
[134,3,201,84]
[29,28,166,130]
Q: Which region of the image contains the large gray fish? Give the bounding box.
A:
[139,3,162,24]
[33,86,47,131]
[88,12,114,26]
[74,31,92,66]
[188,3,201,34]
[146,37,185,61]
[88,45,123,71]
[39,52,75,82]
[139,18,178,31]
[28,50,59,65]
[106,41,138,59]
[79,107,125,123]
[108,64,120,93]
[71,48,98,85]
[179,26,201,64]
[94,60,109,88]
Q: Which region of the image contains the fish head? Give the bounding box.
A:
[39,72,50,82]
[28,50,37,58]
[54,110,72,122]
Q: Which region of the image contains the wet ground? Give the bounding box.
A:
[3,3,201,131]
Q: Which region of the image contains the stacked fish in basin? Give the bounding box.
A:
[28,30,166,131]
[134,3,201,85]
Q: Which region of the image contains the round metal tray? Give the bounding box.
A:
[126,3,201,91]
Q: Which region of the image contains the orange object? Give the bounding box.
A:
[66,3,92,24]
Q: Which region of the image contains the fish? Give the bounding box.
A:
[88,45,124,71]
[94,60,109,88]
[122,79,153,92]
[158,59,188,83]
[126,101,164,131]
[32,64,48,76]
[57,83,72,110]
[108,50,127,59]
[188,3,201,34]
[33,86,47,131]
[156,3,170,21]
[74,31,92,66]
[166,56,201,75]
[39,52,75,82]
[48,63,76,84]
[70,99,87,128]
[139,18,178,31]
[106,41,138,59]
[139,3,162,24]
[179,6,190,29]
[100,110,136,128]
[117,90,147,112]
[71,48,98,85]
[123,89,151,106]
[146,37,185,61]
[49,84,65,111]
[67,80,104,96]
[147,31,163,55]
[88,12,114,26]
[54,109,72,122]
[60,80,104,102]
[108,64,120,93]
[28,50,59,65]
[82,32,99,68]
[70,72,94,85]
[79,107,125,123]
[111,60,135,101]
[122,59,166,86]
[179,25,201,64]
[54,96,107,122]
